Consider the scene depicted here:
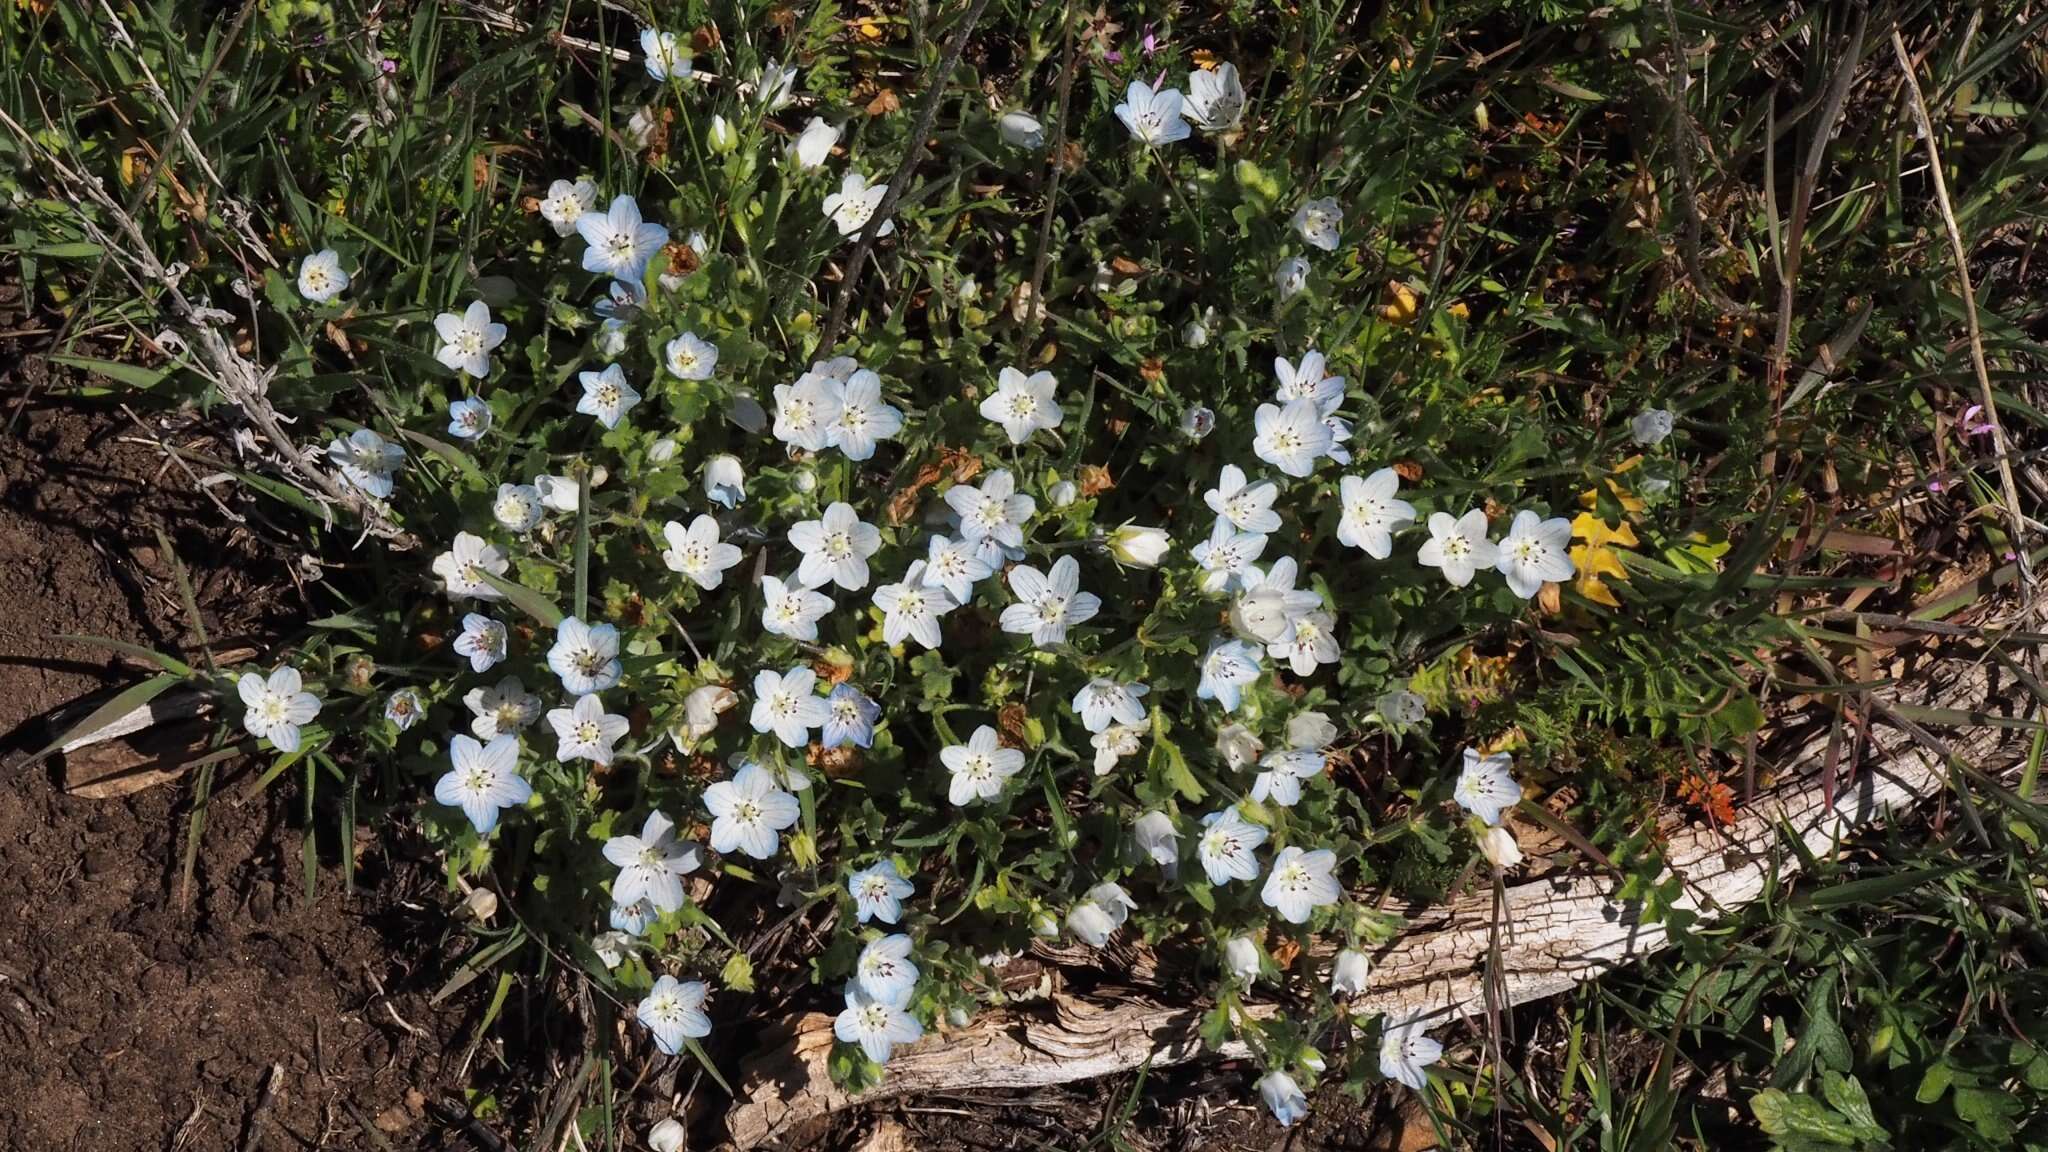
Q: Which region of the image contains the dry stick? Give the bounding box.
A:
[238,1063,284,1152]
[1655,0,1742,316]
[1889,28,2035,592]
[1022,0,1082,341]
[815,0,995,356]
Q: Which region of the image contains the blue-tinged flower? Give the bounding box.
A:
[577,194,669,282]
[703,762,801,860]
[834,982,922,1063]
[1454,748,1521,826]
[848,860,914,924]
[297,249,348,302]
[576,363,641,429]
[547,693,631,765]
[855,933,919,1006]
[822,684,880,749]
[384,688,424,732]
[603,810,701,912]
[1379,1020,1443,1090]
[640,28,692,81]
[637,976,711,1056]
[547,617,622,695]
[1258,1070,1309,1126]
[446,396,492,440]
[1261,845,1340,924]
[433,300,506,379]
[1197,808,1266,885]
[433,734,530,834]
[1195,637,1263,712]
[1114,79,1190,144]
[453,612,506,673]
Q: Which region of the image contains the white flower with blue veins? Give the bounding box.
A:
[1193,520,1269,596]
[855,934,919,1006]
[464,676,540,740]
[538,178,597,236]
[453,612,506,673]
[660,515,743,591]
[1379,1020,1443,1090]
[547,617,622,695]
[849,860,914,924]
[1262,845,1341,923]
[296,248,348,302]
[433,734,530,835]
[1252,747,1325,808]
[751,667,830,748]
[548,693,630,765]
[703,762,801,860]
[1091,723,1145,776]
[823,171,894,238]
[433,300,506,379]
[1184,63,1245,133]
[1203,464,1282,534]
[446,396,492,440]
[637,976,711,1056]
[1495,510,1576,599]
[576,363,640,429]
[328,428,405,499]
[577,194,669,282]
[639,28,691,81]
[1197,808,1267,885]
[772,371,841,452]
[1114,79,1191,144]
[1337,469,1416,559]
[946,469,1034,551]
[1071,678,1149,734]
[999,555,1100,647]
[824,368,904,462]
[610,899,657,936]
[789,502,882,591]
[1197,637,1264,713]
[1272,351,1344,412]
[920,535,991,603]
[603,810,701,912]
[664,332,719,381]
[1272,608,1338,677]
[432,532,508,601]
[1416,509,1497,588]
[491,483,542,533]
[761,575,833,642]
[1252,398,1333,478]
[1292,197,1344,252]
[834,982,922,1063]
[822,684,881,749]
[873,560,957,650]
[1455,748,1522,826]
[238,666,321,754]
[980,367,1063,445]
[1259,1071,1309,1127]
[942,725,1026,806]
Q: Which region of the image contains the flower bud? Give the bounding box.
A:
[1479,825,1523,869]
[1048,479,1078,508]
[649,1118,686,1152]
[998,110,1045,149]
[1330,948,1370,996]
[1107,524,1171,568]
[704,454,745,507]
[1223,935,1261,983]
[707,114,737,153]
[648,437,678,464]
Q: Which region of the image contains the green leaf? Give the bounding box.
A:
[1749,1089,1862,1145]
[48,353,170,390]
[29,672,185,765]
[478,571,566,627]
[1915,1062,1953,1104]
[1148,709,1204,803]
[57,633,193,676]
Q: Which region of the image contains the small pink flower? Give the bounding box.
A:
[1141,24,1163,56]
[1928,478,1945,493]
[1960,404,1995,437]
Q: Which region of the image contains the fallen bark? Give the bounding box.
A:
[727,657,2022,1149]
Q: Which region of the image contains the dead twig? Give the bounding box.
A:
[237,1064,284,1152]
[1022,0,1082,342]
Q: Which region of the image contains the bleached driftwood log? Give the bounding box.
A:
[727,656,2023,1149]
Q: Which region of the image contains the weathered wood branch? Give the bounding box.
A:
[727,656,2022,1148]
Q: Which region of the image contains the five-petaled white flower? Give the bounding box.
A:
[772,371,840,452]
[704,454,746,508]
[849,860,914,924]
[433,300,506,379]
[1204,464,1282,534]
[751,667,830,748]
[577,194,669,282]
[753,58,798,109]
[1066,882,1136,947]
[576,363,641,429]
[1292,197,1344,252]
[980,367,1064,444]
[660,331,719,381]
[824,369,903,461]
[637,976,711,1056]
[1071,679,1149,734]
[703,761,801,860]
[920,535,991,604]
[1252,398,1334,478]
[434,734,531,834]
[821,683,879,750]
[1379,1019,1444,1090]
[384,688,423,732]
[433,532,508,601]
[1262,845,1341,924]
[640,28,691,81]
[942,724,1026,806]
[464,676,541,740]
[1495,510,1576,599]
[329,428,405,499]
[491,482,542,533]
[453,612,507,672]
[1133,811,1179,877]
[297,249,348,302]
[1631,406,1675,447]
[1114,79,1191,145]
[789,502,883,591]
[1197,808,1268,885]
[1091,723,1145,775]
[835,982,922,1063]
[874,560,956,650]
[999,555,1100,647]
[660,515,743,590]
[604,810,702,912]
[790,116,840,168]
[761,574,834,641]
[1455,748,1522,826]
[1193,521,1270,596]
[1416,509,1497,588]
[1275,255,1309,300]
[238,666,321,753]
[1184,63,1245,133]
[1272,608,1339,677]
[1337,469,1417,559]
[1272,351,1345,411]
[823,171,895,238]
[548,693,631,765]
[447,396,492,440]
[548,617,622,694]
[539,178,597,236]
[945,470,1035,557]
[1259,1070,1308,1127]
[1196,637,1264,712]
[855,934,920,1006]
[1252,747,1325,807]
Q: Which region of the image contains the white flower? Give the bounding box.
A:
[1197,808,1267,885]
[704,454,746,508]
[1416,509,1497,588]
[433,300,506,379]
[823,171,895,238]
[1106,524,1171,568]
[849,860,914,924]
[825,369,903,461]
[1631,406,1675,446]
[1495,510,1576,599]
[604,810,702,912]
[1193,521,1269,596]
[999,555,1100,647]
[855,934,920,1006]
[1066,882,1136,947]
[752,58,798,109]
[1337,469,1416,559]
[327,427,405,501]
[637,976,711,1056]
[1271,609,1338,677]
[789,502,882,591]
[703,761,801,860]
[1275,255,1309,299]
[1184,63,1245,133]
[945,470,1034,551]
[464,676,540,740]
[1480,825,1523,869]
[873,560,956,650]
[384,688,423,732]
[761,574,834,642]
[1323,413,1355,465]
[549,693,631,765]
[1272,350,1345,411]
[453,612,507,673]
[942,724,1026,806]
[980,367,1063,444]
[433,734,530,834]
[1204,464,1282,534]
[539,178,597,236]
[433,532,508,601]
[772,369,841,452]
[1196,637,1264,712]
[640,28,692,80]
[1261,845,1340,924]
[1071,679,1149,734]
[835,983,922,1063]
[660,515,743,590]
[238,666,321,753]
[1181,404,1217,439]
[789,116,840,168]
[649,438,679,464]
[648,1118,685,1152]
[1454,748,1522,826]
[1287,711,1338,751]
[663,332,720,381]
[1252,399,1333,478]
[1379,1020,1443,1090]
[577,194,669,281]
[1215,724,1264,771]
[920,535,991,603]
[1223,936,1262,984]
[751,667,830,748]
[1133,811,1179,876]
[998,110,1044,148]
[547,617,622,694]
[671,684,737,751]
[447,396,492,440]
[535,473,581,512]
[1113,79,1190,145]
[296,249,347,302]
[1230,555,1319,644]
[1292,197,1343,252]
[1252,747,1324,807]
[1183,309,1213,348]
[1259,1070,1309,1126]
[1331,949,1370,996]
[1378,687,1428,727]
[1091,723,1145,775]
[576,363,642,429]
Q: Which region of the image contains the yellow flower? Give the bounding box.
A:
[1578,477,1645,516]
[1570,512,1638,608]
[1380,281,1420,324]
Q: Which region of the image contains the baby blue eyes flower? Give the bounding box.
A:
[1337,469,1417,560]
[920,535,991,604]
[789,116,841,169]
[703,762,801,860]
[750,667,830,749]
[433,733,531,835]
[1258,1070,1309,1127]
[539,178,597,236]
[238,665,322,754]
[433,300,507,379]
[1631,406,1675,446]
[874,560,957,650]
[1454,748,1522,826]
[576,363,642,429]
[1071,678,1149,734]
[998,110,1044,149]
[1331,949,1370,997]
[789,501,882,591]
[1196,638,1264,713]
[446,396,492,440]
[639,28,692,81]
[493,483,543,533]
[848,860,914,924]
[1261,845,1340,923]
[704,454,746,508]
[823,171,895,238]
[328,428,405,499]
[547,617,623,694]
[822,684,880,749]
[1114,79,1191,145]
[296,248,348,302]
[1416,508,1496,589]
[664,332,719,381]
[637,975,712,1056]
[1065,881,1135,947]
[1275,255,1309,300]
[761,574,834,641]
[855,933,919,1006]
[660,515,743,591]
[1184,63,1245,134]
[1197,808,1266,885]
[1495,510,1576,599]
[603,810,702,912]
[463,675,540,740]
[1292,196,1344,252]
[834,982,922,1064]
[577,194,670,282]
[1379,1020,1444,1090]
[1251,398,1334,478]
[752,58,798,110]
[611,898,658,936]
[941,725,1027,806]
[384,688,423,732]
[547,693,631,765]
[452,612,506,673]
[980,366,1063,444]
